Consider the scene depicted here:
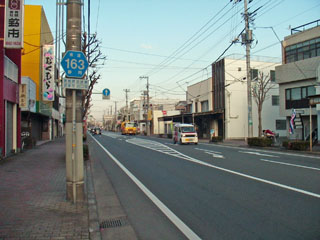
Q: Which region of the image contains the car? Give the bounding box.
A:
[173,123,198,145]
[93,127,101,135]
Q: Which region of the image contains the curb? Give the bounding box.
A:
[86,158,102,240]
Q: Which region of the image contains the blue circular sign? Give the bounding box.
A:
[102,88,110,96]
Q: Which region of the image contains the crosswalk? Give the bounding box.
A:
[126,138,195,161]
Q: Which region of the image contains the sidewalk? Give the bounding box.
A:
[0,138,89,240]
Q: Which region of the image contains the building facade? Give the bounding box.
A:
[21,5,60,143]
[275,21,320,141]
[186,55,285,140]
[0,0,23,157]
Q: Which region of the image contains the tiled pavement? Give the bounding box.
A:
[0,138,89,240]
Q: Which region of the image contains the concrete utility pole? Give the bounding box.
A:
[124,89,130,121]
[114,101,117,131]
[244,0,253,138]
[65,0,84,203]
[140,76,150,135]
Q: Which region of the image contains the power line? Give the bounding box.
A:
[144,2,233,77]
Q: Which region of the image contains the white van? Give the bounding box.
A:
[173,123,198,144]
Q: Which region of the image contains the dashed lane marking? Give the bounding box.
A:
[260,159,320,171]
[239,151,279,158]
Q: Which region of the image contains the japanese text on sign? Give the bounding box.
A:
[42,45,55,101]
[4,0,24,49]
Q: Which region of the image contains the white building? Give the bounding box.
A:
[187,55,286,139]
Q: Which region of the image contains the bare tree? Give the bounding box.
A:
[252,71,275,137]
[82,32,107,120]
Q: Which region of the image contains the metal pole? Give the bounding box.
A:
[146,77,150,136]
[310,104,312,152]
[244,0,253,138]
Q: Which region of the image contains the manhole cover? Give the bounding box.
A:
[100,216,129,229]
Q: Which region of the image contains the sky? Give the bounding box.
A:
[25,0,320,119]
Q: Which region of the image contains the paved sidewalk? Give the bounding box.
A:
[0,138,89,240]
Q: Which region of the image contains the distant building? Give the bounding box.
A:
[275,20,320,141]
[186,55,285,139]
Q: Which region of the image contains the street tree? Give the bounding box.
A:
[252,71,275,137]
[82,32,107,120]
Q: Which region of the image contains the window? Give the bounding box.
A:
[308,86,316,96]
[285,85,316,109]
[286,89,291,100]
[270,70,276,82]
[276,120,286,130]
[291,88,301,100]
[201,100,209,112]
[285,37,320,63]
[250,68,258,81]
[272,95,279,106]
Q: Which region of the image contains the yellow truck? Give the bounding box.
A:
[121,122,137,135]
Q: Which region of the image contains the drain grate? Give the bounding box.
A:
[100,217,129,229]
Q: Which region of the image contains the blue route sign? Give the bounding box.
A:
[102,88,110,99]
[61,50,88,78]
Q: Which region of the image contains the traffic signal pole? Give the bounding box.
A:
[65,0,84,203]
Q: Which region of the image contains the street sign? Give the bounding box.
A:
[102,88,110,100]
[61,50,89,78]
[63,78,89,90]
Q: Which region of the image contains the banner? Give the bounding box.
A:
[289,109,296,134]
[42,45,55,101]
[4,0,24,48]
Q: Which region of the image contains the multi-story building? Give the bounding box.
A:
[275,20,320,141]
[0,0,23,157]
[21,5,61,142]
[186,55,286,139]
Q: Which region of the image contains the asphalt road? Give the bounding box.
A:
[89,131,320,240]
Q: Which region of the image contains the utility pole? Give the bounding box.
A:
[244,0,253,138]
[114,101,117,131]
[124,89,130,121]
[140,76,149,135]
[65,0,84,203]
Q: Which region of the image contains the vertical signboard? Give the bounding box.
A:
[19,84,27,108]
[4,0,24,49]
[42,45,55,101]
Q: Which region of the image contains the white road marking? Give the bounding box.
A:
[195,148,224,159]
[126,138,320,199]
[239,151,279,158]
[91,136,201,240]
[200,142,320,159]
[260,159,320,171]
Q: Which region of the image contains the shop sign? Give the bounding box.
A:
[4,0,24,49]
[42,45,55,101]
[19,84,27,108]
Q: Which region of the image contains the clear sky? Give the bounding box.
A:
[25,0,320,119]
